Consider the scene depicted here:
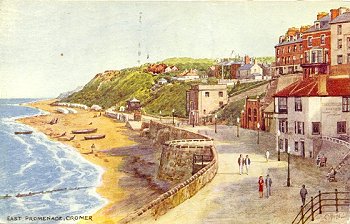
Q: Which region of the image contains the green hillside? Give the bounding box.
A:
[63,58,216,117]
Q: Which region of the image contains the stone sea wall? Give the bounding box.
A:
[120,121,218,223]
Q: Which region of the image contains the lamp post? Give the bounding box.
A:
[257,123,260,144]
[159,110,162,122]
[172,109,175,126]
[277,130,281,161]
[237,117,240,137]
[214,114,217,133]
[287,146,291,187]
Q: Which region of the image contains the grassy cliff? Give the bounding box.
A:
[64,58,215,117]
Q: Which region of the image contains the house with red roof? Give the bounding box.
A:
[273,75,350,157]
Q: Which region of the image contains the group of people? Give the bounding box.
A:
[316,154,327,167]
[237,154,251,175]
[258,174,273,198]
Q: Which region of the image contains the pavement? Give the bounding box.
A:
[147,125,349,224]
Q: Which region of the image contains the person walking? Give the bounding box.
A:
[265,174,272,198]
[266,150,270,162]
[258,176,264,198]
[300,185,308,205]
[244,155,251,175]
[238,154,244,175]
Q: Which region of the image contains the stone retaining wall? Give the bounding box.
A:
[120,121,218,223]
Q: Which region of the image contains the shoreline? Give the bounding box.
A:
[17,99,138,223]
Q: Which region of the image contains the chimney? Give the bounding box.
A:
[330,8,340,20]
[317,12,328,20]
[244,55,251,65]
[317,75,328,96]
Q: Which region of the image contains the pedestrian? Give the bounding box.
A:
[258,176,264,198]
[265,174,272,198]
[244,155,251,175]
[316,155,320,167]
[91,143,95,153]
[238,154,244,175]
[300,185,308,205]
[266,150,270,162]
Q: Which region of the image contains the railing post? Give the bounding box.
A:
[311,196,314,221]
[201,155,204,167]
[319,190,322,214]
[301,205,304,224]
[335,189,338,212]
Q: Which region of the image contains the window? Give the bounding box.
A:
[337,55,343,64]
[338,39,342,49]
[337,25,342,35]
[320,35,325,45]
[248,108,252,121]
[288,56,290,63]
[315,22,320,29]
[288,46,291,53]
[307,36,312,47]
[305,52,309,63]
[295,121,304,135]
[337,121,346,134]
[294,142,299,152]
[279,119,288,133]
[205,92,210,97]
[300,44,303,51]
[278,97,288,113]
[294,45,297,52]
[253,109,257,121]
[219,91,223,97]
[295,97,302,111]
[343,97,350,112]
[277,49,280,55]
[312,122,321,135]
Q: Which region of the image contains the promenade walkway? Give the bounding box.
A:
[148,125,348,224]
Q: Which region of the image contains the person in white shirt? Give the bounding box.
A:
[244,155,251,175]
[266,150,270,162]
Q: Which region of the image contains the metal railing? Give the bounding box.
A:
[192,153,214,174]
[292,189,350,224]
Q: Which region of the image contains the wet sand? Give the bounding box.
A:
[18,99,138,223]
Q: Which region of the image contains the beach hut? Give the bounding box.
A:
[91,105,102,111]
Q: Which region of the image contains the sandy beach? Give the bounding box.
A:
[17,99,138,223]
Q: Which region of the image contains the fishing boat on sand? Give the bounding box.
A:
[84,134,105,140]
[14,131,33,135]
[71,128,97,134]
[58,135,75,141]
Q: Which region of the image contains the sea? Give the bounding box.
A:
[0,99,107,224]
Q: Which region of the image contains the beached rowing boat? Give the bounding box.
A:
[58,135,75,141]
[14,131,33,135]
[84,134,105,140]
[71,128,97,134]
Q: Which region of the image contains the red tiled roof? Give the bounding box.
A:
[274,77,350,97]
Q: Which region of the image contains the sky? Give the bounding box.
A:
[0,1,349,98]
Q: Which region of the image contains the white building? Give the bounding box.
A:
[273,75,350,158]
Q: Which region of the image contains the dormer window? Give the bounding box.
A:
[315,22,320,30]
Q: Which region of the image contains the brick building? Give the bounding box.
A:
[301,12,331,78]
[186,85,228,125]
[240,96,265,131]
[274,26,309,75]
[214,61,242,79]
[329,8,350,75]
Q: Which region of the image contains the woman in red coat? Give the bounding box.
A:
[258,176,264,198]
